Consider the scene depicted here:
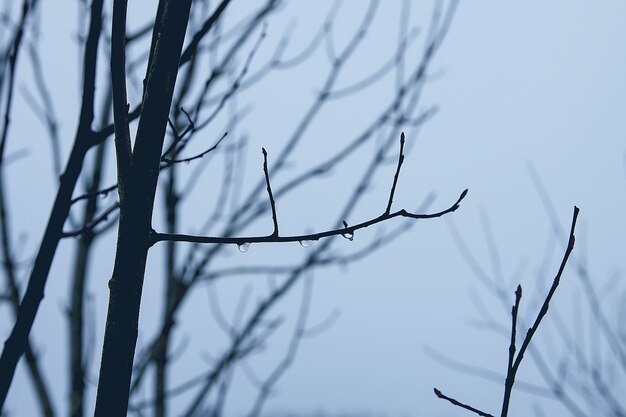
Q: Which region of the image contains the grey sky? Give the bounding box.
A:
[2,1,625,416]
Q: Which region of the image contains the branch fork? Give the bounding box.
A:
[150,132,468,247]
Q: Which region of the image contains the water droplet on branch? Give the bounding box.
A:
[299,240,311,248]
[341,220,354,241]
[237,242,251,253]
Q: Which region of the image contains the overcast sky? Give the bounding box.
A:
[2,1,626,416]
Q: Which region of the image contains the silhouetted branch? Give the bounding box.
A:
[62,203,119,238]
[508,207,579,385]
[436,206,579,417]
[501,284,523,416]
[161,107,195,159]
[90,0,243,147]
[126,3,461,412]
[155,192,466,246]
[70,184,118,205]
[179,0,235,66]
[529,165,626,372]
[261,147,279,237]
[0,0,33,163]
[160,131,227,168]
[151,135,467,246]
[385,132,405,214]
[434,388,495,417]
[425,347,553,399]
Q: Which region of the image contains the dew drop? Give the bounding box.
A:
[299,240,311,248]
[237,242,251,253]
[341,231,354,241]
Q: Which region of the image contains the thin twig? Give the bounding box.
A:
[160,131,227,168]
[436,207,579,417]
[501,285,522,415]
[161,107,195,159]
[70,184,118,205]
[61,203,120,238]
[385,132,405,214]
[0,0,31,163]
[434,388,495,417]
[261,147,278,237]
[500,206,579,417]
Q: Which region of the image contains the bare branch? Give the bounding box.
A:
[385,131,405,214]
[261,147,278,237]
[179,0,235,66]
[434,388,495,417]
[436,207,580,417]
[152,186,466,246]
[499,206,579,417]
[161,107,195,159]
[152,133,467,246]
[160,131,227,169]
[70,184,118,206]
[61,202,120,238]
[501,284,523,415]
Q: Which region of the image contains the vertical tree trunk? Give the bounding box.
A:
[93,1,192,416]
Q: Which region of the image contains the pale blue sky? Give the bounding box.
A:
[2,1,626,416]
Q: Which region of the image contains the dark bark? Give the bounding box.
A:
[93,1,193,415]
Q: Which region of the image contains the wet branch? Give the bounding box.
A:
[151,134,468,247]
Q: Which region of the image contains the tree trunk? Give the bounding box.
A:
[93,1,192,415]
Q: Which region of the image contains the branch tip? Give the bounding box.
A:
[262,146,279,236]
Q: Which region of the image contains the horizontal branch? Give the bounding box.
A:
[70,184,118,205]
[150,189,467,246]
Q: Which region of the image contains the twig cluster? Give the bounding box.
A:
[434,206,579,417]
[0,1,468,416]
